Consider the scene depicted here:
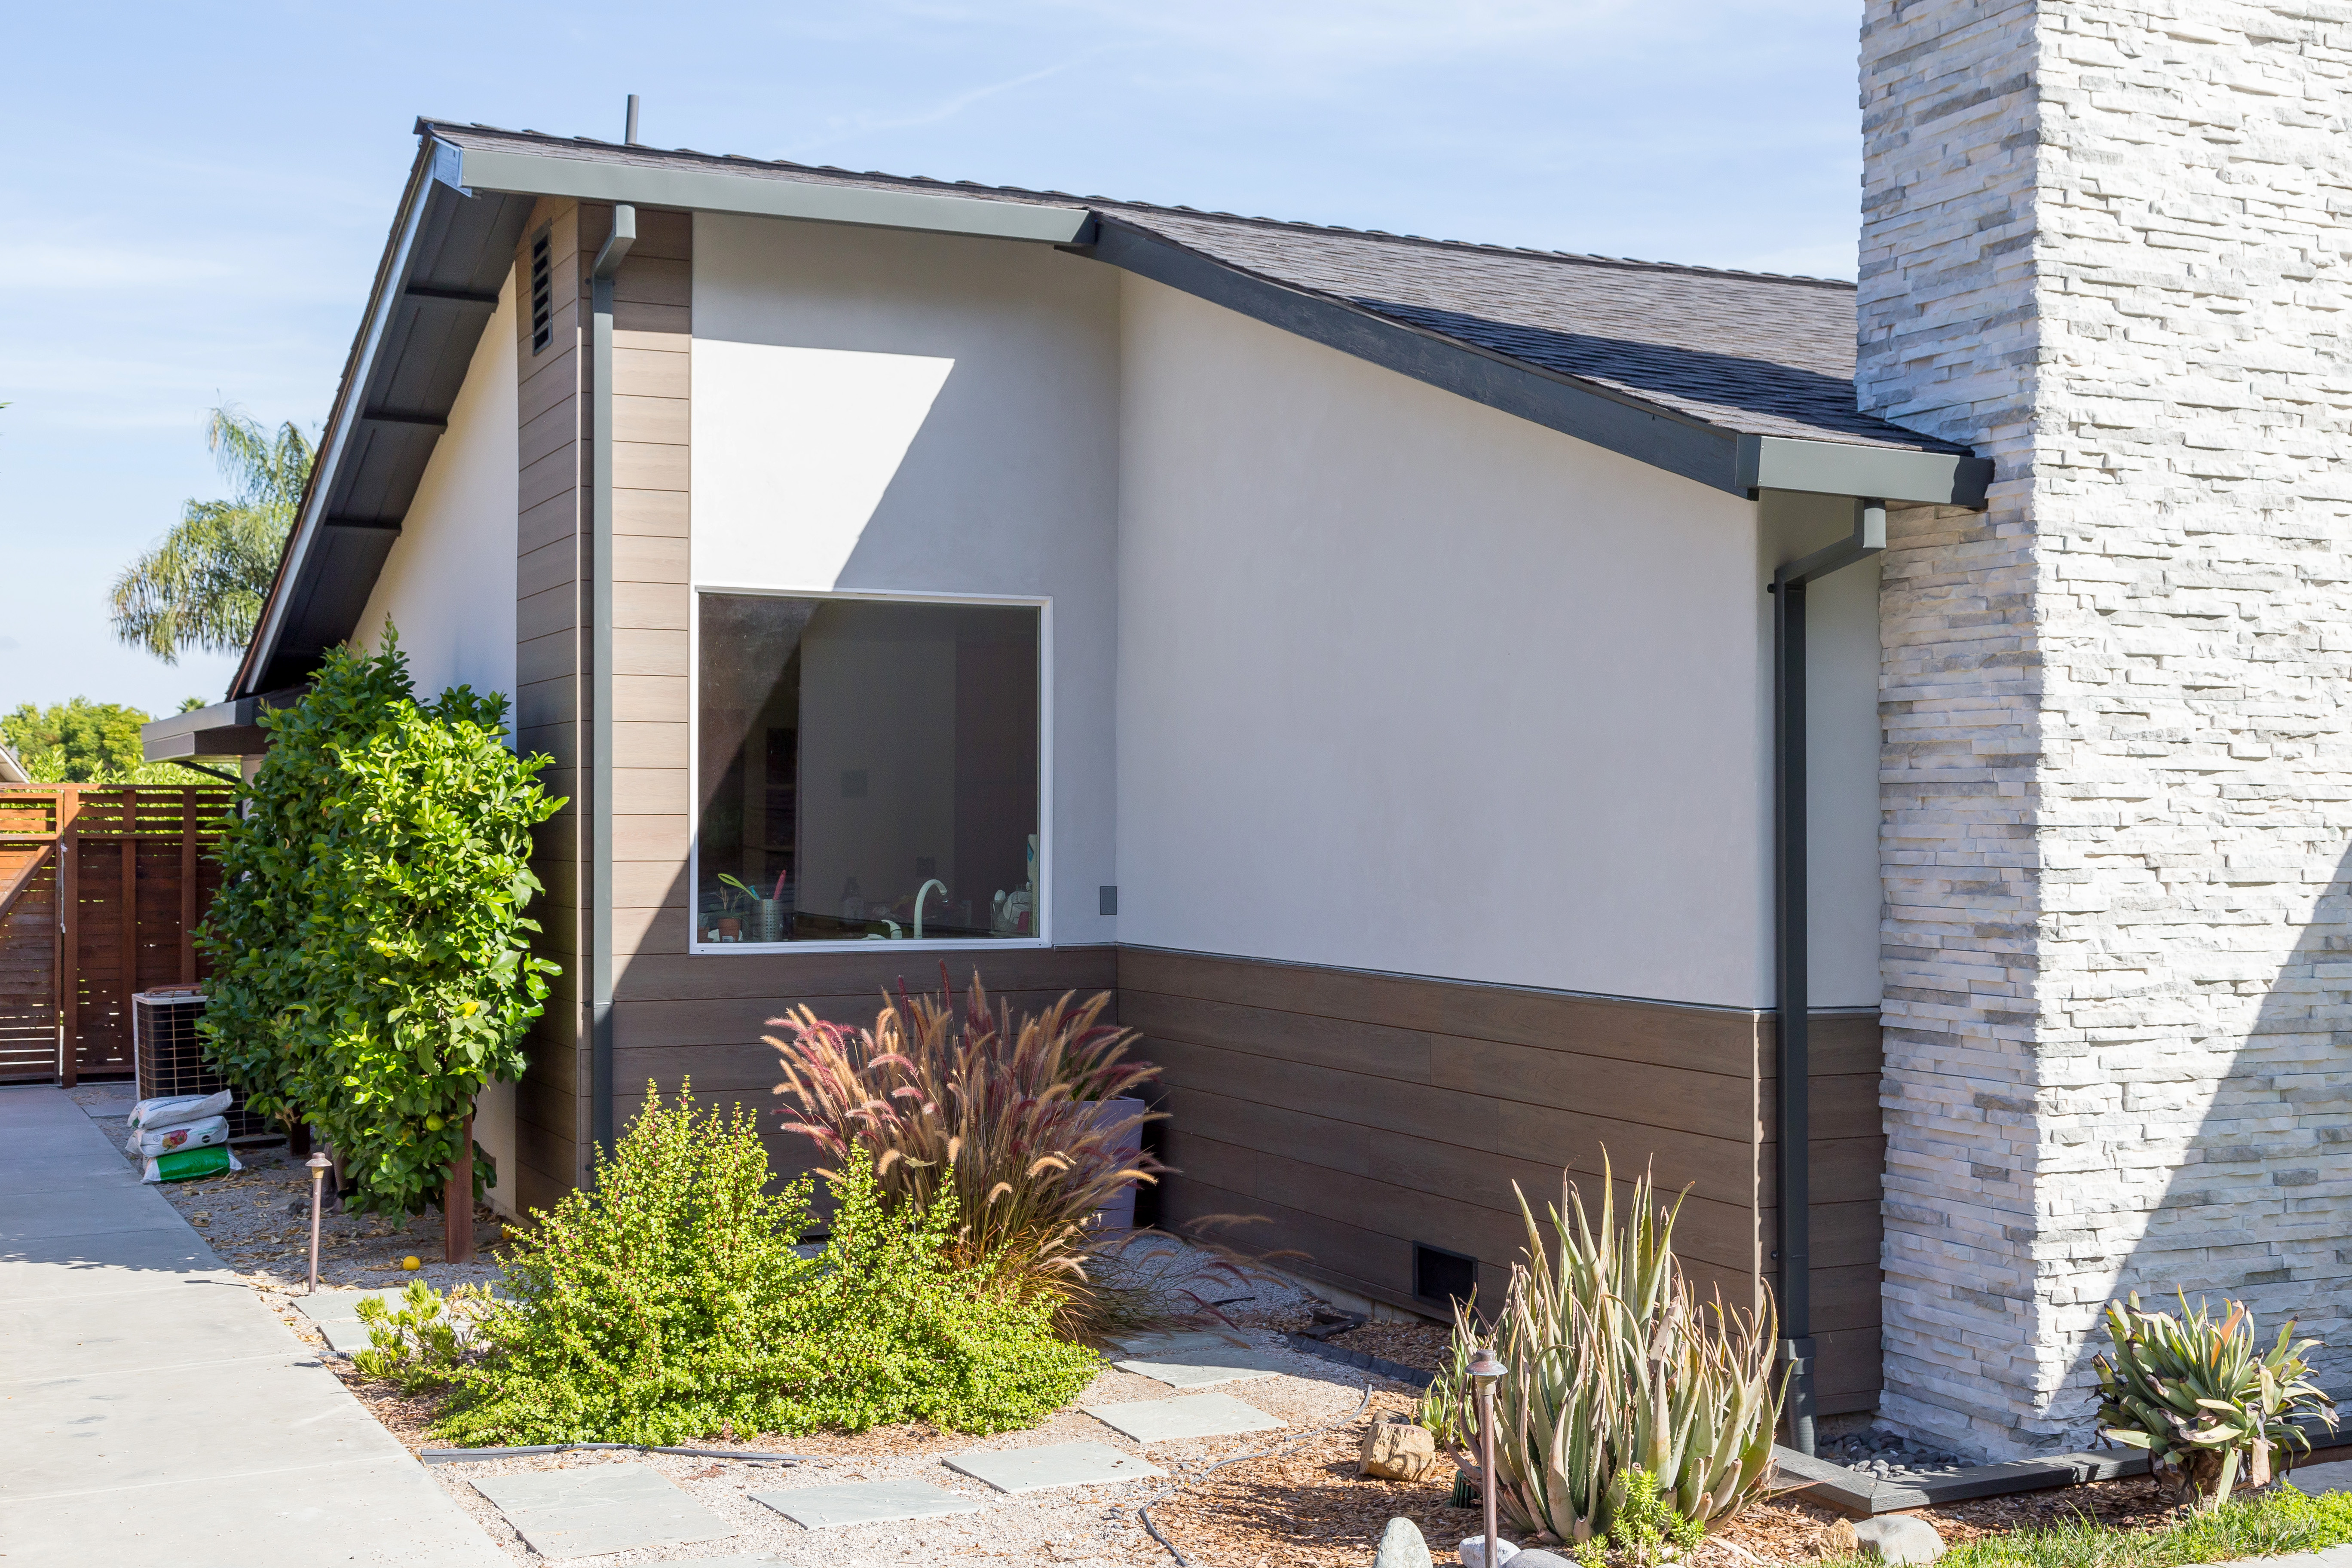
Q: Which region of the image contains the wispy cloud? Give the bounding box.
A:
[784,53,1112,158]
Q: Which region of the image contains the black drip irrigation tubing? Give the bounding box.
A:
[420,1442,814,1465]
[1137,1383,1372,1566]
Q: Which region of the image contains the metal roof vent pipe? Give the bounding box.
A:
[1767,494,1885,1457]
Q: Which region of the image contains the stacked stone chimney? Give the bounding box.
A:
[1859,0,2352,1456]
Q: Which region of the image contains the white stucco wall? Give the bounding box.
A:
[355,270,521,706]
[1760,490,1886,1012]
[690,213,1121,946]
[352,268,521,1213]
[1113,276,1880,1011]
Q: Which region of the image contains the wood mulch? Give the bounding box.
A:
[1147,1386,1473,1568]
[1322,1320,1453,1378]
[1697,1473,2191,1565]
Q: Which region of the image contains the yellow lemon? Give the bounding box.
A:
[425,1114,445,1132]
[401,1255,422,1271]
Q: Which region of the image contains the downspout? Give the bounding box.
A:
[1769,494,1885,1456]
[585,94,640,1174]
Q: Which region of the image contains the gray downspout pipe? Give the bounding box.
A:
[585,107,639,1176]
[1769,494,1885,1456]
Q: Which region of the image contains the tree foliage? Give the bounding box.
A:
[0,695,219,783]
[197,632,563,1213]
[112,405,314,664]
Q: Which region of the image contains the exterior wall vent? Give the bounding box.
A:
[529,229,554,355]
[1412,1241,1477,1309]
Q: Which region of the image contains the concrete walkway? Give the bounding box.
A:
[0,1085,502,1567]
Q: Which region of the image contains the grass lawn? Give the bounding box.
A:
[1831,1486,2352,1568]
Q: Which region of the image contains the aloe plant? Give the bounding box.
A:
[1426,1162,1783,1544]
[2094,1291,2336,1509]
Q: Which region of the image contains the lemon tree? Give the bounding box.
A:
[198,630,563,1213]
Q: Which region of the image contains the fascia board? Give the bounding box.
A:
[446,141,1093,245]
[1084,219,1747,497]
[1736,433,1992,509]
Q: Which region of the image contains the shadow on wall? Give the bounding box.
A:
[2043,839,2352,1443]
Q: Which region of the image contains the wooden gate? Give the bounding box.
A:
[0,785,237,1085]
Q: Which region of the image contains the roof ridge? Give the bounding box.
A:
[419,120,1857,292]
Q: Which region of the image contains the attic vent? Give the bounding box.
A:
[529,230,554,355]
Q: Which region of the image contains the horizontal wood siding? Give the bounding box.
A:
[1121,946,1886,1415]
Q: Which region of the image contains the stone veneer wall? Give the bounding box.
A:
[1858,0,2352,1458]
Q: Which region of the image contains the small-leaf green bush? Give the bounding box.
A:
[428,1087,1098,1445]
[353,1280,481,1393]
[198,629,563,1213]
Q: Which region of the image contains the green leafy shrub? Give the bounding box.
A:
[429,1086,1098,1445]
[1423,1161,1782,1545]
[2094,1291,2337,1508]
[197,630,562,1213]
[353,1280,482,1393]
[770,972,1165,1333]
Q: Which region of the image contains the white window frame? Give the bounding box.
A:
[687,584,1053,956]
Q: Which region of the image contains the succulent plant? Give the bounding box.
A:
[1425,1160,1783,1544]
[2094,1291,2337,1509]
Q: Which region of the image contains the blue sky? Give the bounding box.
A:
[3,0,1863,720]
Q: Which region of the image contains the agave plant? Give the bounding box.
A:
[1426,1161,1783,1544]
[2094,1291,2336,1508]
[767,970,1167,1333]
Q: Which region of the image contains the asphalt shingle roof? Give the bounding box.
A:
[426,123,1959,456]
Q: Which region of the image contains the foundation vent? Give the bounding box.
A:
[529,230,554,354]
[1412,1241,1477,1310]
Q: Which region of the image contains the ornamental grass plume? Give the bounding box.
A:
[767,969,1167,1334]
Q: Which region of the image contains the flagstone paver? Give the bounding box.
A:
[943,1440,1165,1494]
[751,1476,985,1529]
[470,1463,735,1557]
[2287,1461,2352,1495]
[1115,1349,1287,1387]
[1083,1390,1286,1444]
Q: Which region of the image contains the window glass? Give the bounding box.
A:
[696,594,1041,944]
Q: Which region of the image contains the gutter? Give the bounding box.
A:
[584,98,640,1177]
[1770,496,1886,1456]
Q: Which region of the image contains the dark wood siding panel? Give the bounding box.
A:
[1124,947,1768,1317]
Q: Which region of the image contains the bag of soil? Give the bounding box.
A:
[127,1090,232,1132]
[127,1114,230,1159]
[142,1145,241,1183]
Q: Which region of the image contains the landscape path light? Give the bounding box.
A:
[306,1150,331,1295]
[1470,1344,1507,1568]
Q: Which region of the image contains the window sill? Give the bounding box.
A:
[688,937,1053,956]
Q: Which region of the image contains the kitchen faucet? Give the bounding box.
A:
[912,878,948,939]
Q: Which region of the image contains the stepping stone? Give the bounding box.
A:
[2288,1459,2352,1494]
[1084,1392,1285,1444]
[293,1286,407,1355]
[1114,1349,1286,1388]
[1109,1329,1245,1356]
[943,1440,1165,1494]
[472,1462,734,1557]
[752,1477,983,1529]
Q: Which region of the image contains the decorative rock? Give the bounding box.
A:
[1854,1516,1944,1565]
[1456,1535,1519,1568]
[1502,1551,1576,1568]
[1374,1516,1433,1568]
[1360,1415,1442,1481]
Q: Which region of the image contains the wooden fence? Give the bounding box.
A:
[0,785,237,1085]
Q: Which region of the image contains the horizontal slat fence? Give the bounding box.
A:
[0,785,236,1084]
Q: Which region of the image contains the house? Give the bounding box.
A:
[153,0,2352,1464]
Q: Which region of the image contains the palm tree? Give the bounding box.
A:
[111,406,315,664]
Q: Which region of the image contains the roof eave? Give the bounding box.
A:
[1078,216,1991,509]
[435,129,1097,246]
